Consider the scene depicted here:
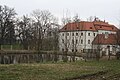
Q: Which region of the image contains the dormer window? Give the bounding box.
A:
[65,27,67,30]
[90,27,92,29]
[76,26,79,29]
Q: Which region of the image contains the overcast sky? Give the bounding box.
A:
[0,0,120,26]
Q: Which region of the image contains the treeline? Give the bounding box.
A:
[0,5,60,51]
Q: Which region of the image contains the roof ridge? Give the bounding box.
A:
[59,21,118,32]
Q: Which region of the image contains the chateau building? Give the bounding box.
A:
[59,19,118,54]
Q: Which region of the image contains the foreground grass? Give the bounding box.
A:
[0,60,120,80]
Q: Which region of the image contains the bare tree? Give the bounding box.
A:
[60,14,82,62]
[71,15,81,62]
[31,10,58,51]
[0,5,16,48]
[72,14,81,22]
[115,29,120,59]
[87,16,95,22]
[16,15,34,50]
[116,30,120,45]
[60,16,72,62]
[50,26,60,62]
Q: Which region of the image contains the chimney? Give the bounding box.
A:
[104,20,105,22]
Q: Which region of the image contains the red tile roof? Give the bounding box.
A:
[92,34,120,45]
[93,21,118,31]
[60,21,118,32]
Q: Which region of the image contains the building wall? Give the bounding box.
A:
[59,31,97,53]
[59,29,116,53]
[93,44,118,56]
[98,30,116,34]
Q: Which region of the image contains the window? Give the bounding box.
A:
[76,33,78,36]
[81,33,83,36]
[105,32,108,34]
[72,33,74,36]
[67,33,69,36]
[88,33,90,36]
[75,49,77,52]
[94,33,95,36]
[88,40,90,44]
[77,27,79,29]
[72,49,74,52]
[100,26,102,28]
[62,39,64,43]
[81,39,83,44]
[62,33,64,36]
[90,27,92,29]
[72,39,74,44]
[76,39,78,44]
[62,48,64,51]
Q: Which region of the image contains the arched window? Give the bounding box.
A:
[72,39,74,44]
[81,33,83,36]
[94,33,95,36]
[76,33,78,36]
[88,33,90,36]
[88,40,90,44]
[62,39,64,43]
[62,33,64,36]
[81,39,83,44]
[76,39,78,44]
[72,33,74,36]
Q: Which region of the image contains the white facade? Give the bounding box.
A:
[59,30,116,53]
[98,30,116,34]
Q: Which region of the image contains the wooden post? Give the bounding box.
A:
[107,45,110,60]
[10,45,13,50]
[27,55,30,63]
[1,45,3,50]
[28,46,30,50]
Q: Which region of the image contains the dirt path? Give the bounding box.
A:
[66,70,120,80]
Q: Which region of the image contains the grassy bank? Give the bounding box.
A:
[1,44,23,50]
[0,60,120,80]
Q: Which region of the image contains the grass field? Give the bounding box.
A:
[1,44,23,50]
[0,60,120,80]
